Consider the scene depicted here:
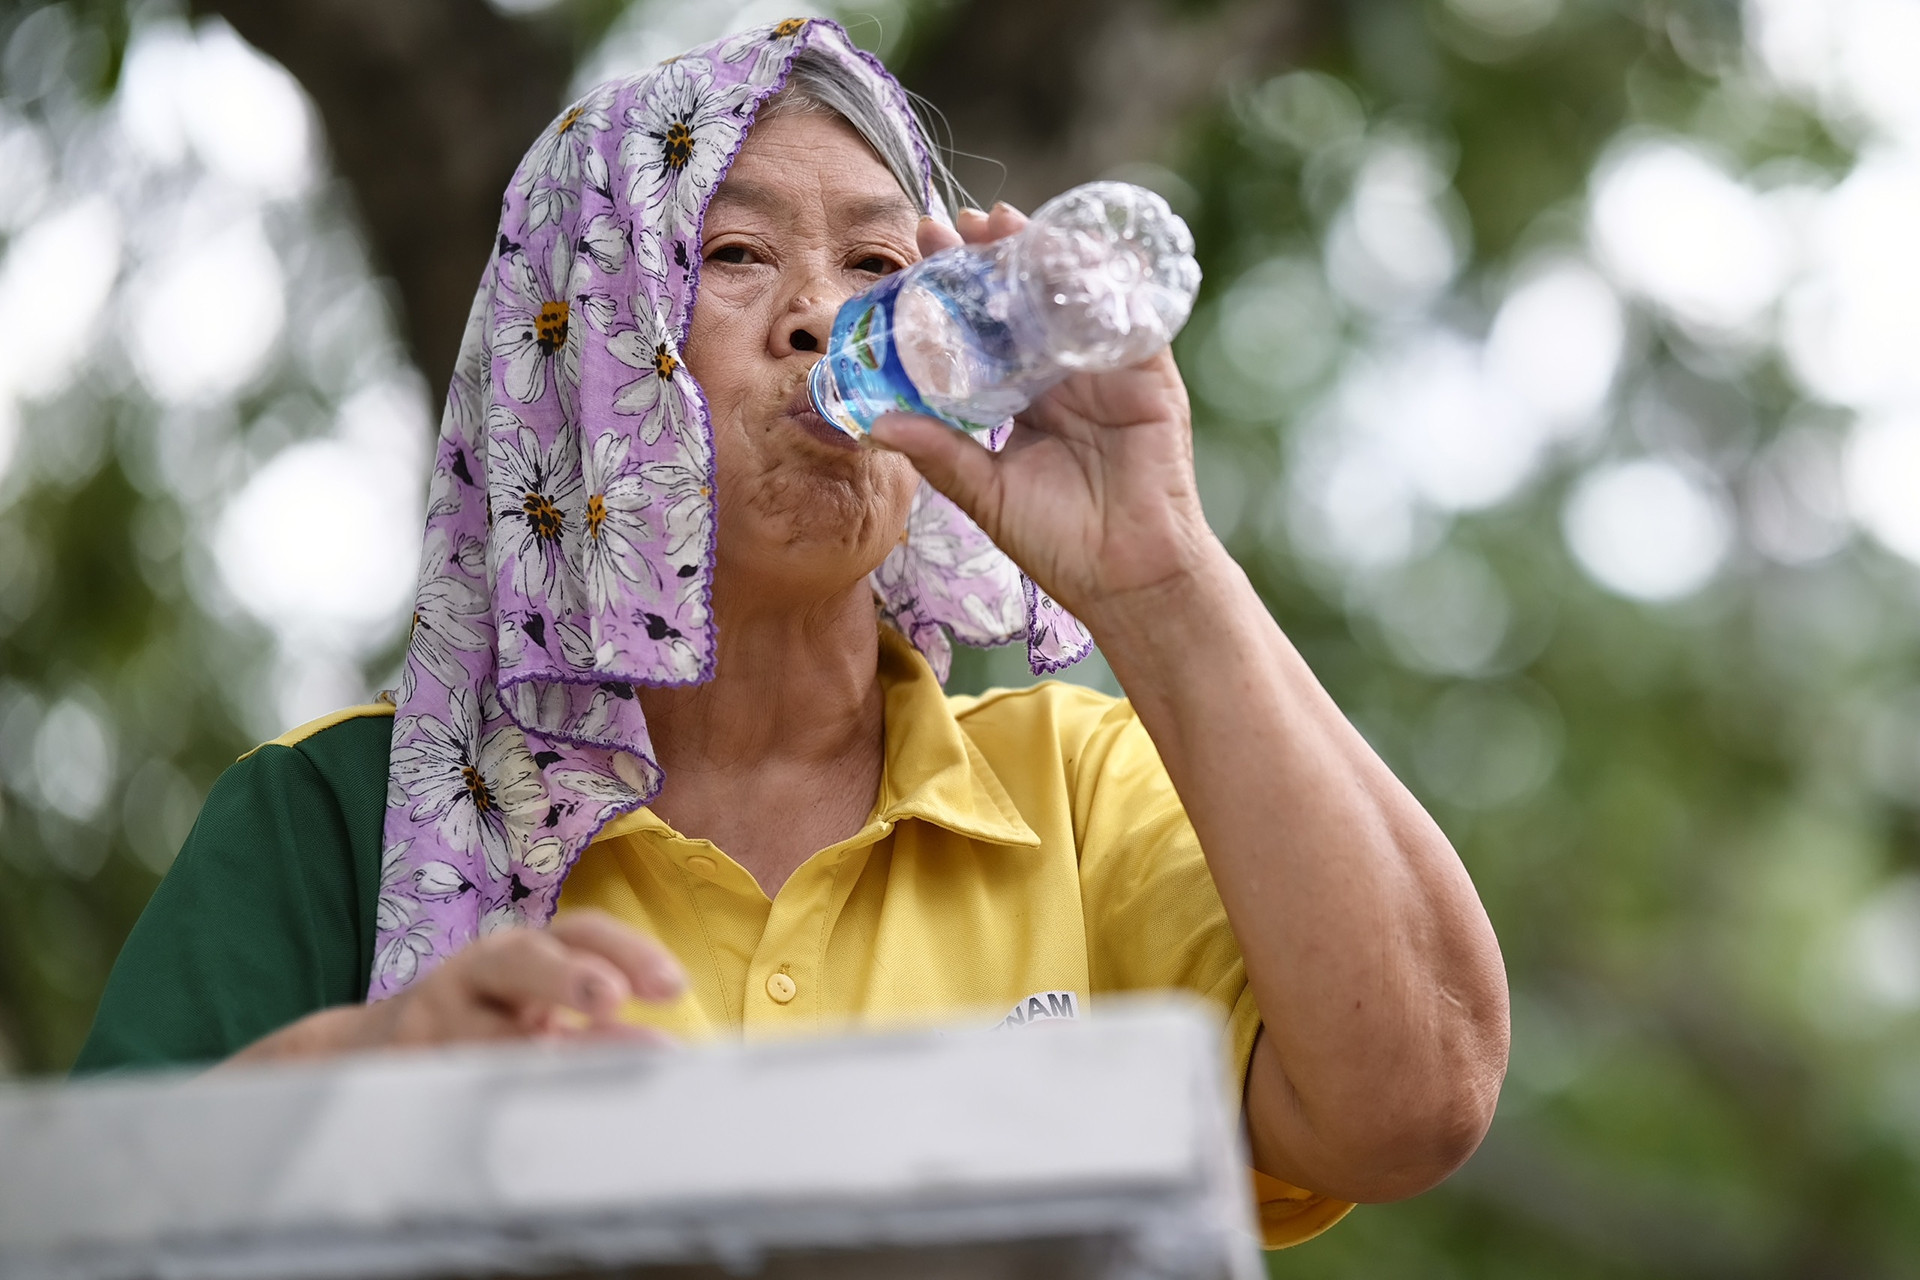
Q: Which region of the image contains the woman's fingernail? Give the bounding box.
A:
[577,976,607,1008]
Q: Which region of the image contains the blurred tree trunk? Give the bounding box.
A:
[185,0,572,397]
[893,0,1318,210]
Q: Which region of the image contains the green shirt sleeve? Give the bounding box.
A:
[71,714,391,1074]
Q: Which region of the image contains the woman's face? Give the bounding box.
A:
[684,108,923,599]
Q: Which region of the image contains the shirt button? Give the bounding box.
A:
[766,972,797,1004]
[686,855,716,878]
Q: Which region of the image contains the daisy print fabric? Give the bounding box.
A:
[372,18,1091,999]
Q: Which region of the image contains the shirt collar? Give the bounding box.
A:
[591,627,1040,851]
[872,625,1040,849]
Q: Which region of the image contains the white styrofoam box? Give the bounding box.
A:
[0,997,1260,1280]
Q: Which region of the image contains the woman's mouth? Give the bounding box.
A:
[785,384,860,451]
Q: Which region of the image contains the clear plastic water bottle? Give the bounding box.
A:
[809,181,1202,437]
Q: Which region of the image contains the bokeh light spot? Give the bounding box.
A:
[1370,549,1513,677]
[1782,154,1920,411]
[1590,137,1788,338]
[1842,413,1920,563]
[1485,258,1624,433]
[214,438,421,647]
[0,197,122,404]
[128,217,285,404]
[31,697,114,825]
[1326,141,1465,316]
[1563,458,1731,601]
[118,19,313,198]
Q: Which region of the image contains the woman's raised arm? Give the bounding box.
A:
[871,204,1509,1205]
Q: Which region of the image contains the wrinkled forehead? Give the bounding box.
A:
[706,162,921,229]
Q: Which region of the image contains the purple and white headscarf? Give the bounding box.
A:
[371,19,1091,999]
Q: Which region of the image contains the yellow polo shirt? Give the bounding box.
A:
[557,625,1353,1248]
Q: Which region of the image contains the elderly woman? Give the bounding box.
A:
[77,20,1507,1248]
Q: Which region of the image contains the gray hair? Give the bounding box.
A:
[758,47,967,219]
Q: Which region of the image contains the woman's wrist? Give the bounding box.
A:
[1080,540,1302,758]
[1076,535,1248,671]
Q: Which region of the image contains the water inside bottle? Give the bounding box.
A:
[808,181,1200,436]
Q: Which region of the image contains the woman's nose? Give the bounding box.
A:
[772,278,843,357]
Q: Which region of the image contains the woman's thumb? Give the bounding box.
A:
[869,413,998,517]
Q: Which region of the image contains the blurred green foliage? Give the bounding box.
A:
[4,0,1920,1275]
[1163,2,1920,1275]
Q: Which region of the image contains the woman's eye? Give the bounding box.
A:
[852,255,896,275]
[709,245,754,265]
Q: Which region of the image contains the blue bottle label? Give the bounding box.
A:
[820,273,993,435]
[820,274,934,433]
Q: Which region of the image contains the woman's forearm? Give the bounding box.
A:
[1083,538,1509,1202]
[221,1004,389,1067]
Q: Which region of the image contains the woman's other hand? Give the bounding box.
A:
[225,911,686,1065]
[868,203,1211,621]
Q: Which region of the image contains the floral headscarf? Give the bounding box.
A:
[371,19,1091,999]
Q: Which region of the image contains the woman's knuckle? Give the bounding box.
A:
[496,928,543,956]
